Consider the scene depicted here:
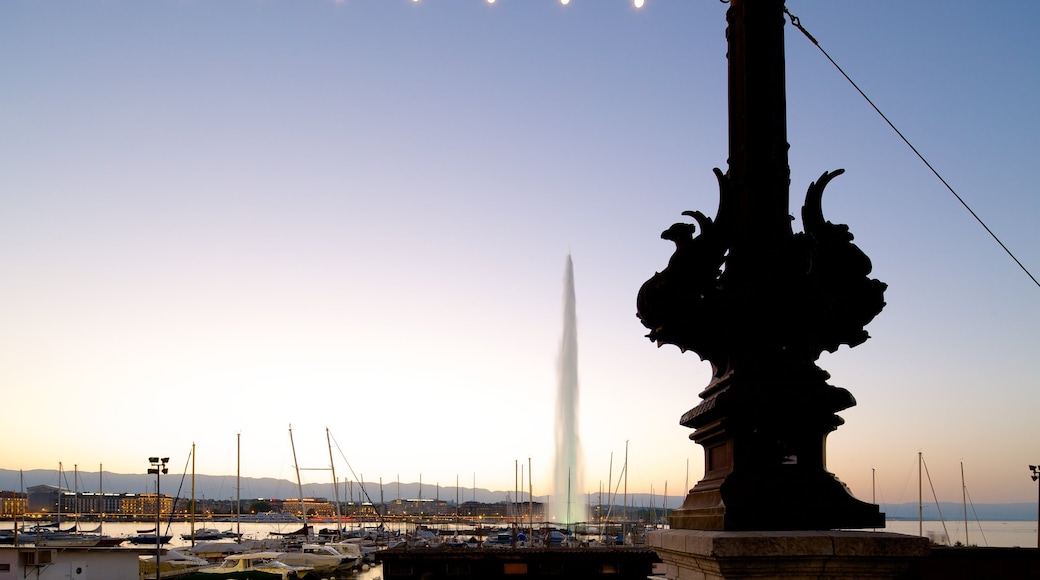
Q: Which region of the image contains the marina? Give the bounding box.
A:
[5,519,1037,550]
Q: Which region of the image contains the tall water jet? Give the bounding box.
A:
[552,255,583,524]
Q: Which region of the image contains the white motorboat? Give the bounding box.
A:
[196,551,314,579]
[276,543,357,575]
[324,540,364,565]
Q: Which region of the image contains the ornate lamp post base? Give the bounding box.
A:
[670,369,883,531]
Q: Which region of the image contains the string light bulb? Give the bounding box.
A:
[634,0,645,7]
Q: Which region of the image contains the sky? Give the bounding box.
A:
[2,0,1038,511]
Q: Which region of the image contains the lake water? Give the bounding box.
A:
[875,520,1036,548]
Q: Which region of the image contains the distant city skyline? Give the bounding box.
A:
[2,1,1038,506]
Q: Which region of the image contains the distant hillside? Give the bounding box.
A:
[1,468,515,505]
[3,468,674,507]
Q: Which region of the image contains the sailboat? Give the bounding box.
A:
[179,442,230,544]
[29,463,96,547]
[92,465,126,547]
[917,452,952,546]
[127,466,173,546]
[287,425,313,539]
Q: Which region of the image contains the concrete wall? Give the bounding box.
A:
[0,547,141,580]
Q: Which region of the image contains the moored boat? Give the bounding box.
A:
[176,540,248,564]
[140,549,209,578]
[276,543,357,575]
[128,533,174,545]
[181,527,224,541]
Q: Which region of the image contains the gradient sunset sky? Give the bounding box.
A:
[2,0,1038,509]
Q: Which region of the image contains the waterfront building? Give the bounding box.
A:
[121,493,174,517]
[283,497,337,518]
[58,491,123,515]
[0,491,27,517]
[26,485,61,513]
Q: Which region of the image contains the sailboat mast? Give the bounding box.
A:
[99,464,103,537]
[961,461,968,546]
[190,443,196,545]
[567,467,571,529]
[236,434,241,539]
[289,425,306,527]
[918,452,923,537]
[528,457,533,534]
[326,428,342,538]
[663,481,668,527]
[624,440,629,541]
[607,453,613,527]
[57,462,62,526]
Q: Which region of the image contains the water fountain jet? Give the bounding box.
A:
[551,255,583,525]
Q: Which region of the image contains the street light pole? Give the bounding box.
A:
[148,457,169,580]
[1030,465,1039,549]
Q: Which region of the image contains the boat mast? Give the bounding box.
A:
[607,453,613,529]
[289,425,306,528]
[57,462,62,526]
[99,464,103,537]
[190,442,196,546]
[961,461,968,546]
[663,481,668,528]
[528,457,533,534]
[918,452,923,537]
[326,428,342,539]
[623,440,629,543]
[566,467,571,530]
[236,433,241,539]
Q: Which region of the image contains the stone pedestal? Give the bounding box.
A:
[647,529,929,580]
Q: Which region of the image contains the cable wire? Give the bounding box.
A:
[784,6,1039,290]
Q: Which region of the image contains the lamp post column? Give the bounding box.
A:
[148,457,169,580]
[1031,465,1040,549]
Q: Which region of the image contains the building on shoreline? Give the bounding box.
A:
[0,492,26,517]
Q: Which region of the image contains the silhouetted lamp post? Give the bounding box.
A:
[1030,465,1040,548]
[148,457,169,579]
[637,0,885,530]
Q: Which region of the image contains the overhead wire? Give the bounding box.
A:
[784,5,1039,290]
